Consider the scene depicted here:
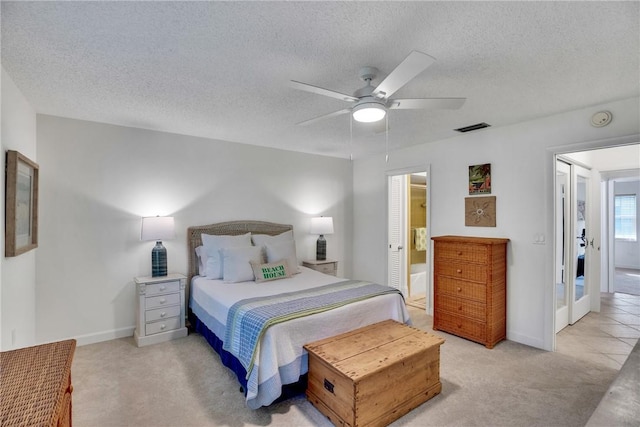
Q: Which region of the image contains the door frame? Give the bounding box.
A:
[386,164,432,313]
[547,135,639,351]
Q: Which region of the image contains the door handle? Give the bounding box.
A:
[398,246,403,250]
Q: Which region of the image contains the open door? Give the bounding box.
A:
[555,161,570,332]
[556,159,593,332]
[570,164,592,324]
[388,174,408,296]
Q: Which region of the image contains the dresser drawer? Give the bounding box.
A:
[146,317,181,335]
[437,276,487,302]
[435,242,488,264]
[437,262,487,283]
[435,294,486,321]
[145,305,181,322]
[145,293,180,309]
[436,312,486,343]
[144,280,180,296]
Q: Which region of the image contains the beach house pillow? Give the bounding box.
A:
[264,239,300,273]
[201,233,252,279]
[220,246,263,283]
[250,259,293,283]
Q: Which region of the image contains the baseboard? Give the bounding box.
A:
[72,326,135,347]
[507,330,545,351]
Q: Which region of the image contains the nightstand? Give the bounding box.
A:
[134,273,188,347]
[303,259,338,276]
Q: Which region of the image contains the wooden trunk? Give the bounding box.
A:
[304,320,445,427]
[432,235,509,348]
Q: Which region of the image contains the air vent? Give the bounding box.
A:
[454,122,491,133]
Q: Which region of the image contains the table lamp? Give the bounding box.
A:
[310,216,334,261]
[141,216,175,277]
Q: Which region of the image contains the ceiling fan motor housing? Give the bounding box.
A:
[358,66,379,82]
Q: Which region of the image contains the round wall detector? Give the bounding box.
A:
[591,111,612,127]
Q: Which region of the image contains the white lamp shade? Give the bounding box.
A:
[352,102,386,123]
[310,217,334,235]
[141,216,175,241]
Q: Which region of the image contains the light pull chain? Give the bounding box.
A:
[350,113,354,161]
[385,114,389,163]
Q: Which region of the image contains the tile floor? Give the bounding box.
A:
[556,292,640,369]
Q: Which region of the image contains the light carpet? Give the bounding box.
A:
[72,306,617,426]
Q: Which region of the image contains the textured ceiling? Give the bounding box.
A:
[2,1,639,159]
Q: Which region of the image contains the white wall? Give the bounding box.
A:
[352,96,640,351]
[36,115,352,345]
[1,67,38,350]
[614,180,640,269]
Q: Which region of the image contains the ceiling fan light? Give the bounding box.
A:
[352,103,386,123]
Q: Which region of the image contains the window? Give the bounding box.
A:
[614,194,637,240]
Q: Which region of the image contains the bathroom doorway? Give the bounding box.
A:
[387,166,431,312]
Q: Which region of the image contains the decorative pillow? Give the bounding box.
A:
[195,246,207,276]
[220,246,263,283]
[201,233,252,279]
[251,230,294,246]
[264,239,299,273]
[250,259,293,283]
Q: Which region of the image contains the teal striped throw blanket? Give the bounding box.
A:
[222,280,403,376]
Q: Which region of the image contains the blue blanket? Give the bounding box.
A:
[222,280,403,376]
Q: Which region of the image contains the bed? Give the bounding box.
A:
[187,220,411,409]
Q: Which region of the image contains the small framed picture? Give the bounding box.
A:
[5,150,39,257]
[465,196,496,227]
[469,163,491,194]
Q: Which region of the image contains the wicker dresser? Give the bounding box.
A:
[432,236,509,348]
[1,339,76,427]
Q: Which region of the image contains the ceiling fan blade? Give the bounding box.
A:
[373,51,436,99]
[388,98,466,110]
[296,108,351,126]
[290,80,359,103]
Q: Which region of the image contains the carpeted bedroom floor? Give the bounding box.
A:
[72,306,619,427]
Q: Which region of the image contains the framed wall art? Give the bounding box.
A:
[469,163,491,194]
[465,196,496,227]
[5,150,39,257]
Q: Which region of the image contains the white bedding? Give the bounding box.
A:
[190,266,410,408]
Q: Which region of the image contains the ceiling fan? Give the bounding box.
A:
[290,51,466,127]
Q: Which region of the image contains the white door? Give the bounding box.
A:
[388,174,408,296]
[555,161,593,331]
[570,164,592,324]
[555,161,570,332]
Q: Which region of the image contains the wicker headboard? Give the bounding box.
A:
[186,220,293,287]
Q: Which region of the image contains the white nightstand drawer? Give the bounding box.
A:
[145,305,181,322]
[315,263,336,275]
[144,280,180,296]
[145,293,180,309]
[146,317,181,336]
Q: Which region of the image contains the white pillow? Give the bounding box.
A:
[195,246,207,276]
[201,233,252,279]
[251,230,294,246]
[221,246,262,283]
[264,239,299,273]
[252,230,294,263]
